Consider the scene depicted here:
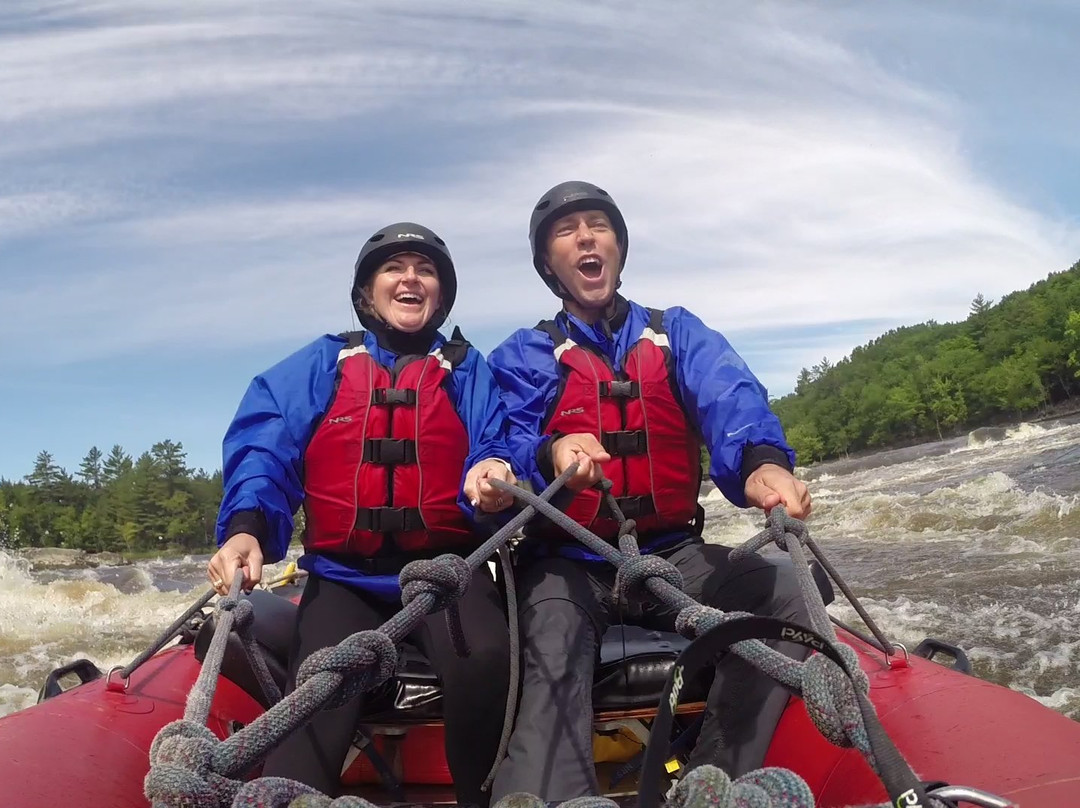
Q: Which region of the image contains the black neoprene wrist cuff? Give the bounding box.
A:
[740,443,794,484]
[225,509,268,545]
[536,432,564,484]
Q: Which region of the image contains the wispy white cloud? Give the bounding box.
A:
[1,0,1078,393]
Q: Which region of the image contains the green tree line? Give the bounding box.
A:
[0,441,223,554]
[774,258,1080,463]
[7,254,1080,546]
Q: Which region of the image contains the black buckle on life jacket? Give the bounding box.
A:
[362,439,417,465]
[601,430,648,456]
[599,380,639,398]
[371,388,417,406]
[354,506,425,533]
[601,495,656,519]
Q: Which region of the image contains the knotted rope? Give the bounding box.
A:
[142,465,958,808]
[729,508,873,760]
[146,467,577,807]
[399,552,472,656]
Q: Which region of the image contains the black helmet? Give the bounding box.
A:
[352,222,457,328]
[528,181,628,294]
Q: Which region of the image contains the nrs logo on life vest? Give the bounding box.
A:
[559,407,585,417]
[780,626,827,651]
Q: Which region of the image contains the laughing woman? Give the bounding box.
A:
[207,223,515,806]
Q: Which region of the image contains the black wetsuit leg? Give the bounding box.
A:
[489,557,610,802]
[645,542,810,777]
[262,567,511,806]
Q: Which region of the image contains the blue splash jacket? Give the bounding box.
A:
[215,330,514,598]
[487,297,794,557]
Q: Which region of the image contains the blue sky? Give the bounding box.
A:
[2,1,1078,480]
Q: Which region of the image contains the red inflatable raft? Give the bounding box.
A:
[1,586,1078,807]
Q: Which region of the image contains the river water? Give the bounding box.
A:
[2,419,1078,720]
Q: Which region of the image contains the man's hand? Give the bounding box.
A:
[207,533,264,596]
[551,433,612,491]
[464,458,518,513]
[744,464,812,519]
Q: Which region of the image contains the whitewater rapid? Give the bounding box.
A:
[2,418,1078,719]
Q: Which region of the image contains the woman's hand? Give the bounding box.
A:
[463,459,518,513]
[207,533,264,595]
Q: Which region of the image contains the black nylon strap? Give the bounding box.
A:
[353,507,425,533]
[600,495,655,520]
[362,439,417,465]
[646,306,666,335]
[600,380,640,398]
[371,388,417,406]
[637,616,930,808]
[439,329,471,367]
[534,320,568,348]
[601,430,647,455]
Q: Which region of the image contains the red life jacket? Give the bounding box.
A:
[302,332,473,557]
[535,309,702,541]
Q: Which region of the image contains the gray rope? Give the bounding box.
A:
[186,572,248,726]
[493,485,897,783]
[146,468,579,807]
[399,552,472,656]
[668,765,816,808]
[494,796,620,808]
[729,510,894,655]
[215,471,576,777]
[725,508,878,769]
[233,776,381,807]
[481,544,521,792]
[143,468,926,808]
[119,586,217,679]
[144,721,243,808]
[491,479,805,691]
[228,590,282,706]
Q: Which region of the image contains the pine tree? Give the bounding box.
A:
[78,446,104,489]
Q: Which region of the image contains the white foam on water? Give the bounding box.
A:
[1006,422,1051,441]
[0,548,202,717]
[806,470,1080,545]
[128,565,157,591]
[0,549,34,587]
[0,683,37,717]
[1023,686,1080,713]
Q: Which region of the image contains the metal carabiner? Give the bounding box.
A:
[928,784,1017,807]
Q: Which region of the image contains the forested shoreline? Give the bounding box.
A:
[5,258,1080,552]
[0,441,223,555]
[774,259,1080,463]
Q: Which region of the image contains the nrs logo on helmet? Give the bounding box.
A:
[351,222,457,329]
[528,180,629,297]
